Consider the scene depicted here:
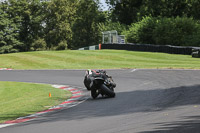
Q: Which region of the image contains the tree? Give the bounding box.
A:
[106,0,200,25]
[7,0,31,51]
[71,0,106,49]
[0,1,22,54]
[106,0,143,25]
[6,0,45,51]
[44,0,77,49]
[186,0,200,20]
[99,21,127,35]
[139,0,189,19]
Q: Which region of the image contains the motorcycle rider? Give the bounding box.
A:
[84,69,107,91]
[84,69,116,98]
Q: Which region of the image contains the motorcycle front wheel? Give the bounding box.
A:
[91,89,99,99]
[101,84,115,98]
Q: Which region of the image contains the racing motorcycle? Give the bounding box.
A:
[84,70,116,99]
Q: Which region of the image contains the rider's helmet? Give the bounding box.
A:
[86,69,106,76]
[97,70,106,74]
[86,69,94,75]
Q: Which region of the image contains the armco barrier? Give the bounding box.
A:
[192,49,200,58]
[101,43,196,55]
[78,45,99,50]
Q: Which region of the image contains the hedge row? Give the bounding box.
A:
[102,43,195,55]
[123,17,200,47]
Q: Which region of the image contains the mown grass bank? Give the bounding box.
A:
[0,50,200,69]
[0,81,71,123]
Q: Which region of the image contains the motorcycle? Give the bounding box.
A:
[84,70,116,99]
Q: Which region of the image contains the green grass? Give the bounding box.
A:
[0,50,199,122]
[0,81,71,123]
[0,50,200,69]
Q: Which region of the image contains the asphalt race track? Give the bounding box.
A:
[0,69,200,133]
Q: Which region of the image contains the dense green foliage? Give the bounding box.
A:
[106,0,200,25]
[124,16,200,46]
[105,0,200,47]
[44,0,76,49]
[123,16,156,44]
[1,0,200,54]
[0,0,105,53]
[0,2,22,53]
[71,0,105,48]
[99,21,127,35]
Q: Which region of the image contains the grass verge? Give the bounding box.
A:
[0,50,199,69]
[0,81,71,123]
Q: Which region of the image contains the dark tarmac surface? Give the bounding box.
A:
[0,69,200,133]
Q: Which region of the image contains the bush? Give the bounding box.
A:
[56,40,68,50]
[184,26,200,46]
[153,17,199,46]
[31,38,46,51]
[124,16,156,44]
[0,45,19,54]
[125,16,200,47]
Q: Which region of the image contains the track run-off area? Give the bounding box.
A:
[0,69,200,133]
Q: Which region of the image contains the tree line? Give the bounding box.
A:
[0,0,106,54]
[106,0,200,47]
[1,0,200,54]
[106,0,200,25]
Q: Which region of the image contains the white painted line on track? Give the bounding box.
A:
[0,124,15,128]
[131,69,137,72]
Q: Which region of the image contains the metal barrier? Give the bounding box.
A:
[78,45,100,50]
[101,43,197,55]
[192,49,200,58]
